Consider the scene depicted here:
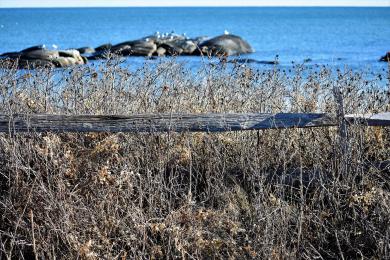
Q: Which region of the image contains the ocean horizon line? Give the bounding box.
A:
[0,5,389,9]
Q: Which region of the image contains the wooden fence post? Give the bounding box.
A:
[333,86,349,176]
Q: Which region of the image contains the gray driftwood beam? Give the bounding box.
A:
[0,113,389,133]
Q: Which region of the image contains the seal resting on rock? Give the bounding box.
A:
[197,34,253,56]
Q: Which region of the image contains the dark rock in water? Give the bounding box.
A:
[20,49,59,60]
[113,40,157,56]
[0,45,47,59]
[160,44,177,55]
[78,33,252,58]
[0,51,22,58]
[154,34,198,56]
[20,45,46,53]
[1,33,255,64]
[130,40,157,56]
[95,43,112,52]
[303,58,312,63]
[158,43,184,55]
[153,33,197,55]
[379,52,390,62]
[0,46,87,69]
[198,34,254,56]
[92,39,157,58]
[110,43,132,55]
[77,47,95,54]
[88,43,115,60]
[104,32,198,57]
[176,40,197,55]
[229,58,279,65]
[116,45,132,56]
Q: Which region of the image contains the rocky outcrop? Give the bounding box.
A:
[150,33,198,56]
[159,40,197,55]
[0,32,255,68]
[89,39,157,59]
[89,33,253,59]
[54,50,87,66]
[0,46,87,68]
[198,34,254,56]
[124,40,157,56]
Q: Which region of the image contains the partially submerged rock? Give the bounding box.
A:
[21,49,59,60]
[379,52,390,62]
[126,40,157,56]
[158,40,197,56]
[0,32,255,66]
[153,33,198,55]
[0,46,87,68]
[90,39,157,59]
[89,33,253,59]
[198,34,254,56]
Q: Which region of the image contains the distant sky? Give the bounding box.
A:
[0,0,389,7]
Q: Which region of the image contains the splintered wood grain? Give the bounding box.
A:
[0,112,388,133]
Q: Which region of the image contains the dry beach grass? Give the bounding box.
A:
[0,57,389,259]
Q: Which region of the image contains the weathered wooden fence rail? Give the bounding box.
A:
[0,112,389,133]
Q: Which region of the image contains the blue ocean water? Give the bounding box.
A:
[0,7,389,70]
